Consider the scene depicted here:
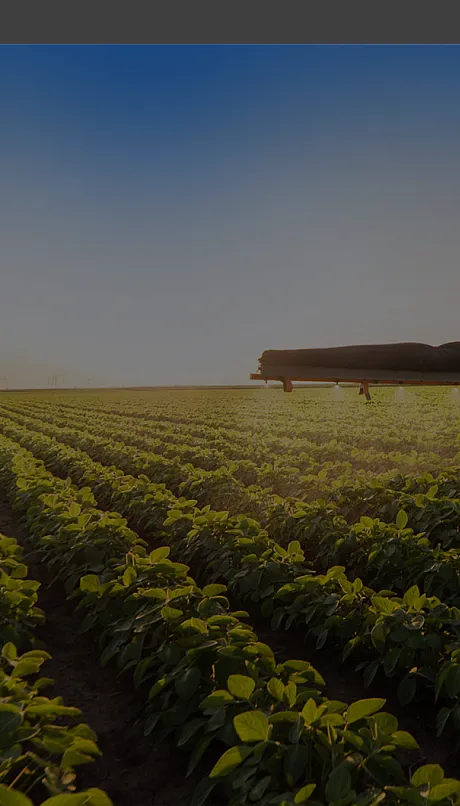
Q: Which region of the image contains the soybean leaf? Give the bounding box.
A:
[209,745,253,778]
[345,698,385,725]
[234,711,269,742]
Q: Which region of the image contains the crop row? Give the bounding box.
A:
[4,409,460,600]
[24,388,460,456]
[11,396,442,475]
[0,401,399,500]
[0,403,338,528]
[0,434,453,804]
[0,530,111,806]
[4,419,460,741]
[3,396,460,499]
[5,403,460,546]
[0,405,441,556]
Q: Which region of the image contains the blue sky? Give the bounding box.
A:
[1,45,460,387]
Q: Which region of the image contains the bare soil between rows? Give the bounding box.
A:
[0,503,203,806]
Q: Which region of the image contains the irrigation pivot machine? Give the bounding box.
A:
[250,342,460,400]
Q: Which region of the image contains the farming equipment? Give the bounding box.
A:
[250,342,460,399]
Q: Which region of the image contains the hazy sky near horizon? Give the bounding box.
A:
[2,44,460,387]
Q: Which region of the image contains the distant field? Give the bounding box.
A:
[2,386,460,804]
[3,384,460,498]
